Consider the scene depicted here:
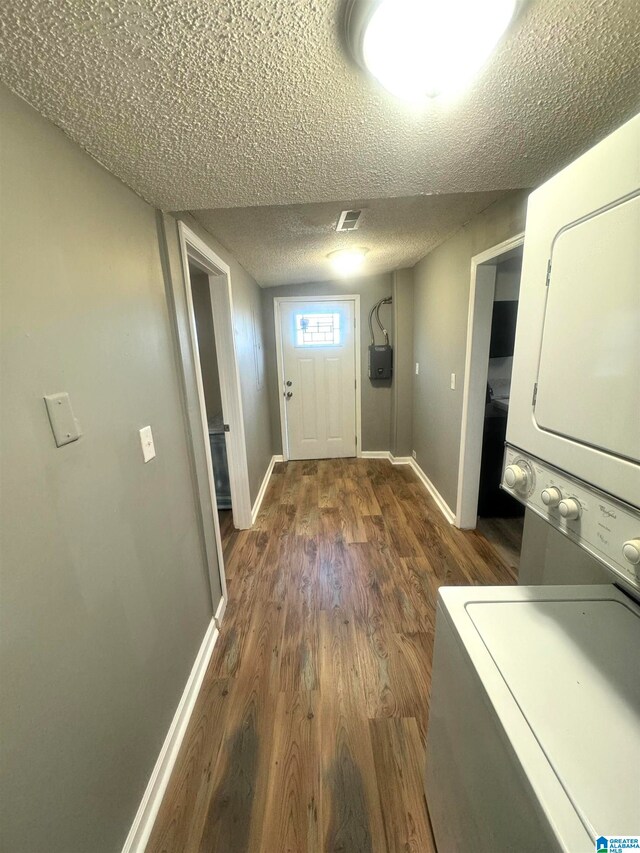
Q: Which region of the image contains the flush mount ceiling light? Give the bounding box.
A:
[345,0,519,101]
[329,248,368,276]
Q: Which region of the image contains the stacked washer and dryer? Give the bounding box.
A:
[425,114,640,851]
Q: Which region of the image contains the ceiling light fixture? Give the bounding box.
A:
[345,0,519,101]
[329,248,368,276]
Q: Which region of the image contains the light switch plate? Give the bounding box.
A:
[44,392,82,447]
[139,425,156,463]
[415,362,420,375]
[450,372,456,390]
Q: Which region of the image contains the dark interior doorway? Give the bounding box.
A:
[476,249,525,571]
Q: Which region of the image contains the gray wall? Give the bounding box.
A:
[0,85,218,853]
[262,274,399,454]
[173,214,272,504]
[191,269,223,419]
[411,191,529,510]
[391,268,415,458]
[494,253,523,301]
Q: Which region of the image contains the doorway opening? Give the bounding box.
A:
[456,234,525,572]
[167,222,254,627]
[274,296,362,461]
[178,225,252,531]
[189,262,234,544]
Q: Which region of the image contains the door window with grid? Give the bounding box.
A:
[295,312,341,347]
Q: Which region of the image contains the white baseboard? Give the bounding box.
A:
[251,455,281,525]
[408,458,456,524]
[121,619,219,853]
[360,451,415,466]
[214,593,227,629]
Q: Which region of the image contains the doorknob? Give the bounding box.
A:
[286,380,292,387]
[285,391,293,399]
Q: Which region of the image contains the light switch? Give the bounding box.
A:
[44,392,82,447]
[415,362,420,375]
[139,426,156,463]
[450,373,456,390]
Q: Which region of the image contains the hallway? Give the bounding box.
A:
[147,458,516,853]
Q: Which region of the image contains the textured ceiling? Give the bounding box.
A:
[1,0,639,213]
[190,190,514,286]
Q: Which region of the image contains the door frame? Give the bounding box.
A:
[455,232,525,529]
[273,295,362,461]
[178,223,253,532]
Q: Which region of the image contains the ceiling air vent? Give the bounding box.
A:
[336,209,362,232]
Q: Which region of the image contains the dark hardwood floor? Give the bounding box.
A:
[147,458,517,853]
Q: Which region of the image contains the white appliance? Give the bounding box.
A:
[425,585,640,852]
[425,116,640,852]
[502,111,640,588]
[505,112,640,513]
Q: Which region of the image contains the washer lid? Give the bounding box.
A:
[467,598,640,839]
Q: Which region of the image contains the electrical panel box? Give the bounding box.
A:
[368,344,393,380]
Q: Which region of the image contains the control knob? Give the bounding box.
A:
[558,498,581,520]
[504,465,528,491]
[541,487,562,508]
[622,539,640,566]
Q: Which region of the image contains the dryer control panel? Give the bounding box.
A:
[502,444,640,592]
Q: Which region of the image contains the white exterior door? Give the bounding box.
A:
[279,300,357,460]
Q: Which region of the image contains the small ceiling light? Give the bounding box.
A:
[329,248,368,276]
[346,0,519,101]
